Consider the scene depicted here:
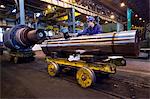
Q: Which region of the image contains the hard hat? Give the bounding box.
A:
[87,16,95,21]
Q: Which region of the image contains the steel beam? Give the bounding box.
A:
[127,8,132,30]
[68,7,76,33]
[19,0,25,24]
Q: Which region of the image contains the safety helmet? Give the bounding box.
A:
[87,16,95,22]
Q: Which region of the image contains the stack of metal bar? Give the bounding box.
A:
[41,30,140,57]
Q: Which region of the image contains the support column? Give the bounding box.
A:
[34,13,38,29]
[117,22,120,32]
[68,7,75,33]
[149,0,150,21]
[127,8,132,30]
[19,0,25,24]
[96,16,100,24]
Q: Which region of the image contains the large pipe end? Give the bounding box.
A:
[3,25,46,50]
[27,29,46,44]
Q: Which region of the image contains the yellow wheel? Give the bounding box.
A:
[76,67,96,88]
[47,62,59,77]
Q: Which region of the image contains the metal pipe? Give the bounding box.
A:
[41,30,140,56]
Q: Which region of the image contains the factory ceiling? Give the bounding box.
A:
[0,0,149,26]
[127,0,149,21]
[96,0,149,26]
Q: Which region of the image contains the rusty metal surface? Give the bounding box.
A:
[41,30,140,56]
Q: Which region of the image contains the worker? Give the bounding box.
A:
[77,16,102,36]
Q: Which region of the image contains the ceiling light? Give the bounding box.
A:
[120,2,125,7]
[47,5,51,9]
[35,13,41,17]
[135,14,138,17]
[0,5,5,8]
[12,9,16,13]
[110,15,115,19]
[139,18,142,20]
[105,21,108,24]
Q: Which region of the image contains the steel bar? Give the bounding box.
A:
[41,30,140,56]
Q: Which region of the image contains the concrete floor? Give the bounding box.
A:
[1,51,117,99]
[1,51,150,99]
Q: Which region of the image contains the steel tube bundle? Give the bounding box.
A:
[3,25,46,50]
[41,30,140,56]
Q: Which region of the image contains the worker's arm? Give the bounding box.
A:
[87,24,102,35]
[77,28,89,36]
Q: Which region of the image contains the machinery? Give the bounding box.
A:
[2,25,46,63]
[1,25,140,88]
[41,30,140,88]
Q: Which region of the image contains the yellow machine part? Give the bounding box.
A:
[46,26,53,30]
[76,67,96,88]
[46,57,116,88]
[46,57,116,74]
[47,62,59,77]
[58,12,81,21]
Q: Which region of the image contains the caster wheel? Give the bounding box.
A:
[47,62,59,77]
[120,59,126,66]
[76,67,96,88]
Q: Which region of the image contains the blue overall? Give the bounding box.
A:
[78,24,102,36]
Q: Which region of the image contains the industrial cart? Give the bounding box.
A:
[45,56,125,88]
